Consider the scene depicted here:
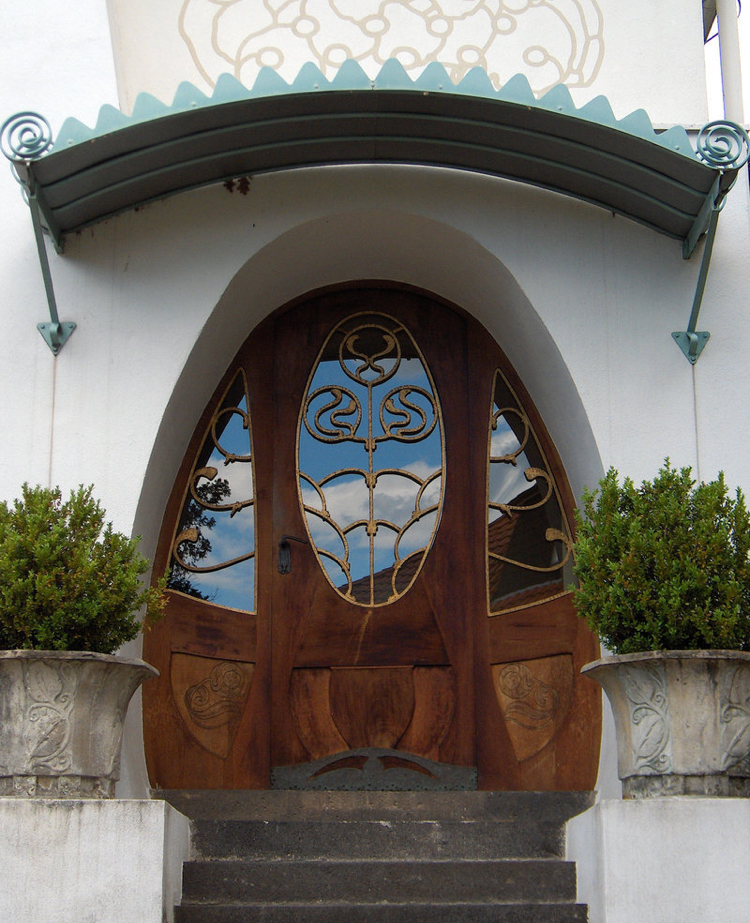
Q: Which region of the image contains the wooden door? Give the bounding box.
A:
[143,285,600,790]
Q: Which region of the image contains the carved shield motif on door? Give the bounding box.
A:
[171,653,254,759]
[492,655,573,762]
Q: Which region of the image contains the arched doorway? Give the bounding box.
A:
[143,284,600,790]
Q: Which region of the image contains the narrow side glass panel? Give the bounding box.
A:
[168,370,256,611]
[487,369,573,614]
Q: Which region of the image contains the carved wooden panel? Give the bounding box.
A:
[492,655,573,762]
[171,653,254,759]
[329,667,415,748]
[289,664,457,761]
[289,668,347,760]
[398,666,456,760]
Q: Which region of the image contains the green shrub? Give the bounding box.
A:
[0,484,165,653]
[572,461,750,654]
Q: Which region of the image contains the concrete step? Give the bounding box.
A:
[180,858,577,904]
[167,790,591,923]
[174,900,590,922]
[189,817,565,860]
[161,789,593,824]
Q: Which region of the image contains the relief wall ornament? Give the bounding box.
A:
[22,659,78,775]
[620,661,673,775]
[719,662,750,773]
[179,0,605,95]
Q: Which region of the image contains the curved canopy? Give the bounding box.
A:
[12,60,733,255]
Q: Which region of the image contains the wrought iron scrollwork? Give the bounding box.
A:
[487,369,573,614]
[169,370,256,609]
[696,120,750,171]
[0,112,53,163]
[299,315,444,606]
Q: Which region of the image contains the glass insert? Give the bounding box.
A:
[487,369,573,614]
[298,313,444,606]
[168,370,256,611]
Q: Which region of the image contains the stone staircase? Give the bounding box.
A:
[164,790,593,922]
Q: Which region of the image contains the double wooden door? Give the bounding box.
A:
[143,285,600,790]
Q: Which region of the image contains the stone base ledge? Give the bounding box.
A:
[0,798,190,923]
[623,773,750,798]
[567,797,750,923]
[0,774,115,798]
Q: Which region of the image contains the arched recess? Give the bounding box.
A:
[132,210,605,790]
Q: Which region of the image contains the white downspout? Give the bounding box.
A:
[715,0,745,122]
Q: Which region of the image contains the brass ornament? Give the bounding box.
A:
[298,314,444,606]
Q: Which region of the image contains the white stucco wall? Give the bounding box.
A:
[0,799,190,923]
[3,9,750,923]
[18,161,749,517]
[568,798,750,923]
[0,0,118,494]
[1,0,748,810]
[106,0,709,125]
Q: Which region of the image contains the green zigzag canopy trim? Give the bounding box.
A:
[16,60,727,254]
[54,60,695,157]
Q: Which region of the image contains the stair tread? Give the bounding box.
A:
[174,900,589,922]
[180,902,580,907]
[185,857,574,865]
[182,857,576,903]
[190,818,566,859]
[161,790,594,822]
[178,900,586,908]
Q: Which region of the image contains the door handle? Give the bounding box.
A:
[278,534,310,574]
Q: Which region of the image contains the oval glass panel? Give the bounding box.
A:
[298,313,445,606]
[167,369,256,611]
[487,369,574,614]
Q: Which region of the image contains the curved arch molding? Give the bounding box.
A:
[5,60,738,256]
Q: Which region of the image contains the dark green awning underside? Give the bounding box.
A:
[18,61,731,255]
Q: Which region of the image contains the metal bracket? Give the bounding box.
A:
[673,121,750,364]
[29,192,76,355]
[672,200,720,364]
[1,112,75,356]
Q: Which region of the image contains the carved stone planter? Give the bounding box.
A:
[583,651,750,797]
[0,650,157,798]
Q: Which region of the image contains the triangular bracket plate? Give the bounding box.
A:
[38,321,76,356]
[672,331,709,364]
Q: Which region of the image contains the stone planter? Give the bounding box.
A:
[582,650,750,797]
[0,650,157,798]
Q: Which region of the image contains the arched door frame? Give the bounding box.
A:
[127,209,615,794]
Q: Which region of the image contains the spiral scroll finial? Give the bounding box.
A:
[1,112,53,162]
[696,120,750,170]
